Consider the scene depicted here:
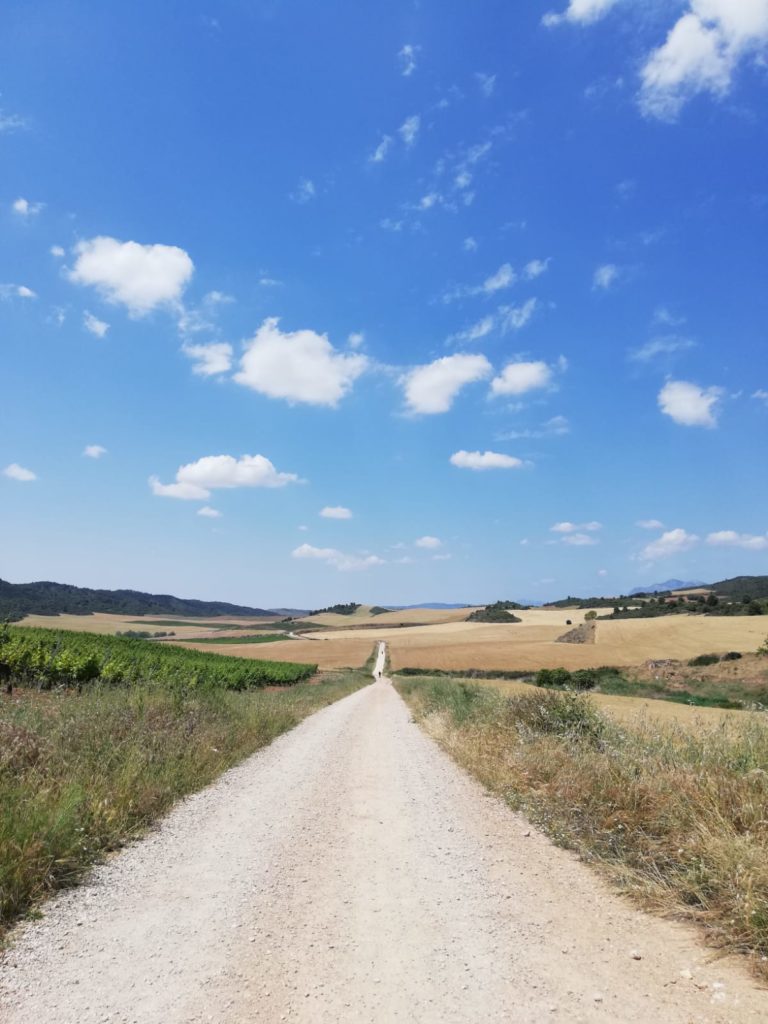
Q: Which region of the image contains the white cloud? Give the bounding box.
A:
[499,298,538,332]
[561,533,599,546]
[292,543,384,572]
[234,317,367,407]
[150,453,300,501]
[463,236,478,252]
[418,192,442,210]
[481,262,516,294]
[0,109,27,133]
[415,536,442,549]
[491,358,558,398]
[498,415,570,441]
[83,311,110,338]
[454,170,472,190]
[543,0,620,27]
[15,285,36,299]
[258,276,282,287]
[641,527,699,560]
[448,314,496,344]
[637,519,665,530]
[291,178,316,203]
[197,506,222,519]
[402,353,492,414]
[630,335,695,361]
[2,283,37,300]
[475,72,497,96]
[370,135,393,163]
[83,445,107,459]
[3,463,37,482]
[348,332,365,349]
[593,263,619,290]
[706,530,768,551]
[320,506,352,520]
[398,44,420,76]
[524,258,551,279]
[640,1,768,120]
[752,389,768,404]
[50,245,65,258]
[433,553,452,561]
[183,341,233,377]
[597,568,608,576]
[68,237,193,316]
[658,379,723,427]
[450,450,525,471]
[399,115,421,146]
[551,521,602,533]
[12,197,43,217]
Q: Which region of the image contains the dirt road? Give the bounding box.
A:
[2,649,766,1023]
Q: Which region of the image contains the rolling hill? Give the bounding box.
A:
[0,578,271,622]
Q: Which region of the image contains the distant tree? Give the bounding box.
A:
[706,593,719,608]
[584,610,597,621]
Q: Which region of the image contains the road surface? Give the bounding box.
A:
[1,643,765,1023]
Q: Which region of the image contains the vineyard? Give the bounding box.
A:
[0,626,317,690]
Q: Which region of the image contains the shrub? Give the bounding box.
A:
[688,653,720,667]
[722,651,742,661]
[584,610,598,621]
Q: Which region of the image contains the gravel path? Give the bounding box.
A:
[2,644,766,1023]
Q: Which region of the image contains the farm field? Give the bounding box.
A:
[302,604,479,628]
[177,634,377,670]
[16,612,280,638]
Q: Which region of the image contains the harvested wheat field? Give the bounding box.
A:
[304,605,479,628]
[317,613,767,673]
[16,612,279,638]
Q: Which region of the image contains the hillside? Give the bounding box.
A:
[629,579,704,595]
[0,578,270,621]
[709,576,768,600]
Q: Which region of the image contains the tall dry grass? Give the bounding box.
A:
[0,672,367,938]
[397,676,768,976]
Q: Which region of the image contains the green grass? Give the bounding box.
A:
[0,670,368,939]
[397,676,768,977]
[181,633,289,645]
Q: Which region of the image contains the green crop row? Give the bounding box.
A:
[0,626,317,690]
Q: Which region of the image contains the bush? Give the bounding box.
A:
[688,653,720,667]
[722,651,742,661]
[584,610,598,621]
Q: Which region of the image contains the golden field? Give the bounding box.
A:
[16,612,278,638]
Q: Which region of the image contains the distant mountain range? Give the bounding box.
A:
[0,578,271,622]
[385,602,472,610]
[629,579,705,595]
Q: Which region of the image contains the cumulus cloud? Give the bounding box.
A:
[50,245,65,258]
[706,530,768,551]
[1,284,36,300]
[561,533,599,546]
[402,353,492,414]
[83,311,109,338]
[183,341,233,377]
[197,506,222,519]
[83,445,107,459]
[551,521,602,533]
[234,318,367,407]
[637,519,665,530]
[641,527,699,560]
[369,135,393,163]
[593,263,619,290]
[12,197,43,216]
[68,237,194,316]
[150,453,300,501]
[415,536,442,549]
[658,379,723,427]
[491,358,563,398]
[543,0,620,27]
[630,335,695,361]
[398,44,420,76]
[524,258,551,279]
[450,450,524,471]
[399,114,421,146]
[292,543,384,572]
[640,1,768,120]
[348,332,365,349]
[320,506,352,520]
[3,463,37,482]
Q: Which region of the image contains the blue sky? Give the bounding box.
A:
[1,0,767,608]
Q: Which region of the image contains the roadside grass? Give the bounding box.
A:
[396,675,768,976]
[0,671,368,939]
